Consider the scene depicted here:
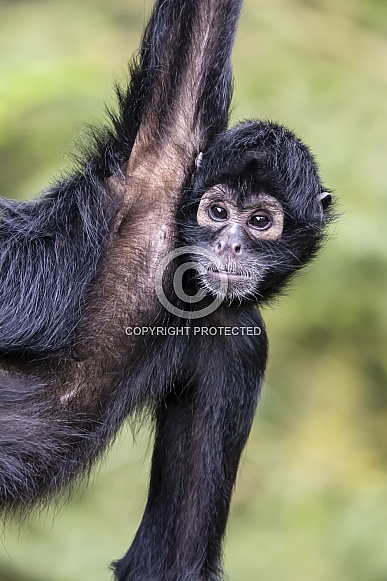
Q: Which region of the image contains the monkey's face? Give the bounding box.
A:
[193,186,285,301]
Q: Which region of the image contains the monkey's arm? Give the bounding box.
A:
[99,0,245,355]
[113,310,267,581]
[117,0,242,179]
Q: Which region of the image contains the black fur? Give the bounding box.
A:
[0,178,117,353]
[0,1,332,580]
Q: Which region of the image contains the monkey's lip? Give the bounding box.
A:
[206,269,250,281]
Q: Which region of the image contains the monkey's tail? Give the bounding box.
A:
[0,371,113,513]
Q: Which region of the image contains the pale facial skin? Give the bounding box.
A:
[194,185,285,300]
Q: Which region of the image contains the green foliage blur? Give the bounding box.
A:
[0,0,386,579]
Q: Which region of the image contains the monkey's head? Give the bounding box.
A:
[179,121,334,303]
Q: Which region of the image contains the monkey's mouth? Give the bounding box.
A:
[207,269,251,281]
[193,259,259,301]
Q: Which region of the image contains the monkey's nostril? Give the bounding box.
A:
[234,244,241,254]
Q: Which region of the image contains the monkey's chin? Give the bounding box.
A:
[198,271,258,302]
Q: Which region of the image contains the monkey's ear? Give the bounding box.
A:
[317,191,333,211]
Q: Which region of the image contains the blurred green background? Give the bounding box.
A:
[0,0,386,580]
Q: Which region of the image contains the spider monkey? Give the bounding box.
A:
[0,0,333,580]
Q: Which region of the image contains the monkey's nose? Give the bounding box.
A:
[215,240,242,257]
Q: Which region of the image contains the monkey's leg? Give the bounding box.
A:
[113,362,264,581]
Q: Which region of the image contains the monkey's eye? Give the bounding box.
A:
[208,205,228,222]
[248,213,272,230]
